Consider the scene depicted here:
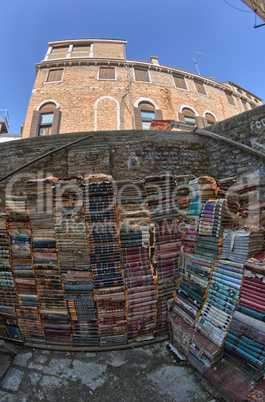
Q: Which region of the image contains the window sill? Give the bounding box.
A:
[195,92,209,97]
[44,80,63,84]
[134,80,152,84]
[174,87,190,92]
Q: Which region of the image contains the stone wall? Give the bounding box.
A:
[2,105,265,211]
[207,103,265,177]
[0,130,208,211]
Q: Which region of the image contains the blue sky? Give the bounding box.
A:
[1,0,264,134]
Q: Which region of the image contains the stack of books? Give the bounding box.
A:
[82,176,126,346]
[0,213,23,341]
[53,179,98,345]
[27,179,69,344]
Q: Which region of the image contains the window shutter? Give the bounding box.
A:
[225,92,235,106]
[155,109,163,120]
[242,100,248,111]
[51,46,68,54]
[47,69,63,82]
[195,116,205,128]
[134,68,150,82]
[49,46,68,59]
[72,45,90,52]
[29,111,40,137]
[173,75,187,90]
[51,108,61,135]
[194,81,207,95]
[205,113,216,125]
[134,108,142,129]
[99,67,115,80]
[202,117,208,127]
[182,108,195,117]
[178,113,186,123]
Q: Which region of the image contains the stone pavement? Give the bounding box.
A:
[0,341,218,402]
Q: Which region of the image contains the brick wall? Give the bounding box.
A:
[93,42,125,59]
[22,63,256,138]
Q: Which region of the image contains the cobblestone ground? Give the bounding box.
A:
[0,341,218,402]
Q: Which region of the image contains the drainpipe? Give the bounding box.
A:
[125,65,135,129]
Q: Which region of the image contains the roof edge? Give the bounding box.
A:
[48,38,127,46]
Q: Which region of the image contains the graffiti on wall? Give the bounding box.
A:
[250,118,265,131]
[145,150,205,173]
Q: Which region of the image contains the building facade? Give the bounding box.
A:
[22,38,263,138]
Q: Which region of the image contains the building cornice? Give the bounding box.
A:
[224,80,262,102]
[48,38,127,46]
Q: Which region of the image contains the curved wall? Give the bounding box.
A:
[22,39,262,138]
[1,104,265,348]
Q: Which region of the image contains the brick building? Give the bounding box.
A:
[22,38,263,138]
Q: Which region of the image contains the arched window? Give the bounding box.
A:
[182,108,196,126]
[39,103,57,136]
[29,101,61,138]
[205,112,216,126]
[139,102,156,129]
[134,99,163,130]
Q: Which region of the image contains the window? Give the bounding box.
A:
[71,44,91,57]
[194,81,207,95]
[205,113,216,125]
[39,113,54,136]
[173,75,187,90]
[225,92,236,106]
[182,108,196,125]
[134,68,150,83]
[38,103,56,136]
[99,67,115,80]
[48,46,68,59]
[241,100,248,111]
[139,102,155,129]
[46,69,63,83]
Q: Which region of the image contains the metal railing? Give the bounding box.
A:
[0,109,11,132]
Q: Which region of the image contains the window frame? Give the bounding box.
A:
[225,92,236,107]
[48,45,69,59]
[70,44,91,58]
[194,80,208,96]
[138,101,156,129]
[133,67,151,83]
[46,43,94,60]
[172,74,188,91]
[45,68,64,83]
[38,112,54,137]
[98,66,116,81]
[182,107,197,126]
[205,112,216,125]
[241,100,248,111]
[141,109,156,129]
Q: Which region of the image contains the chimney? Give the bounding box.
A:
[150,56,159,65]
